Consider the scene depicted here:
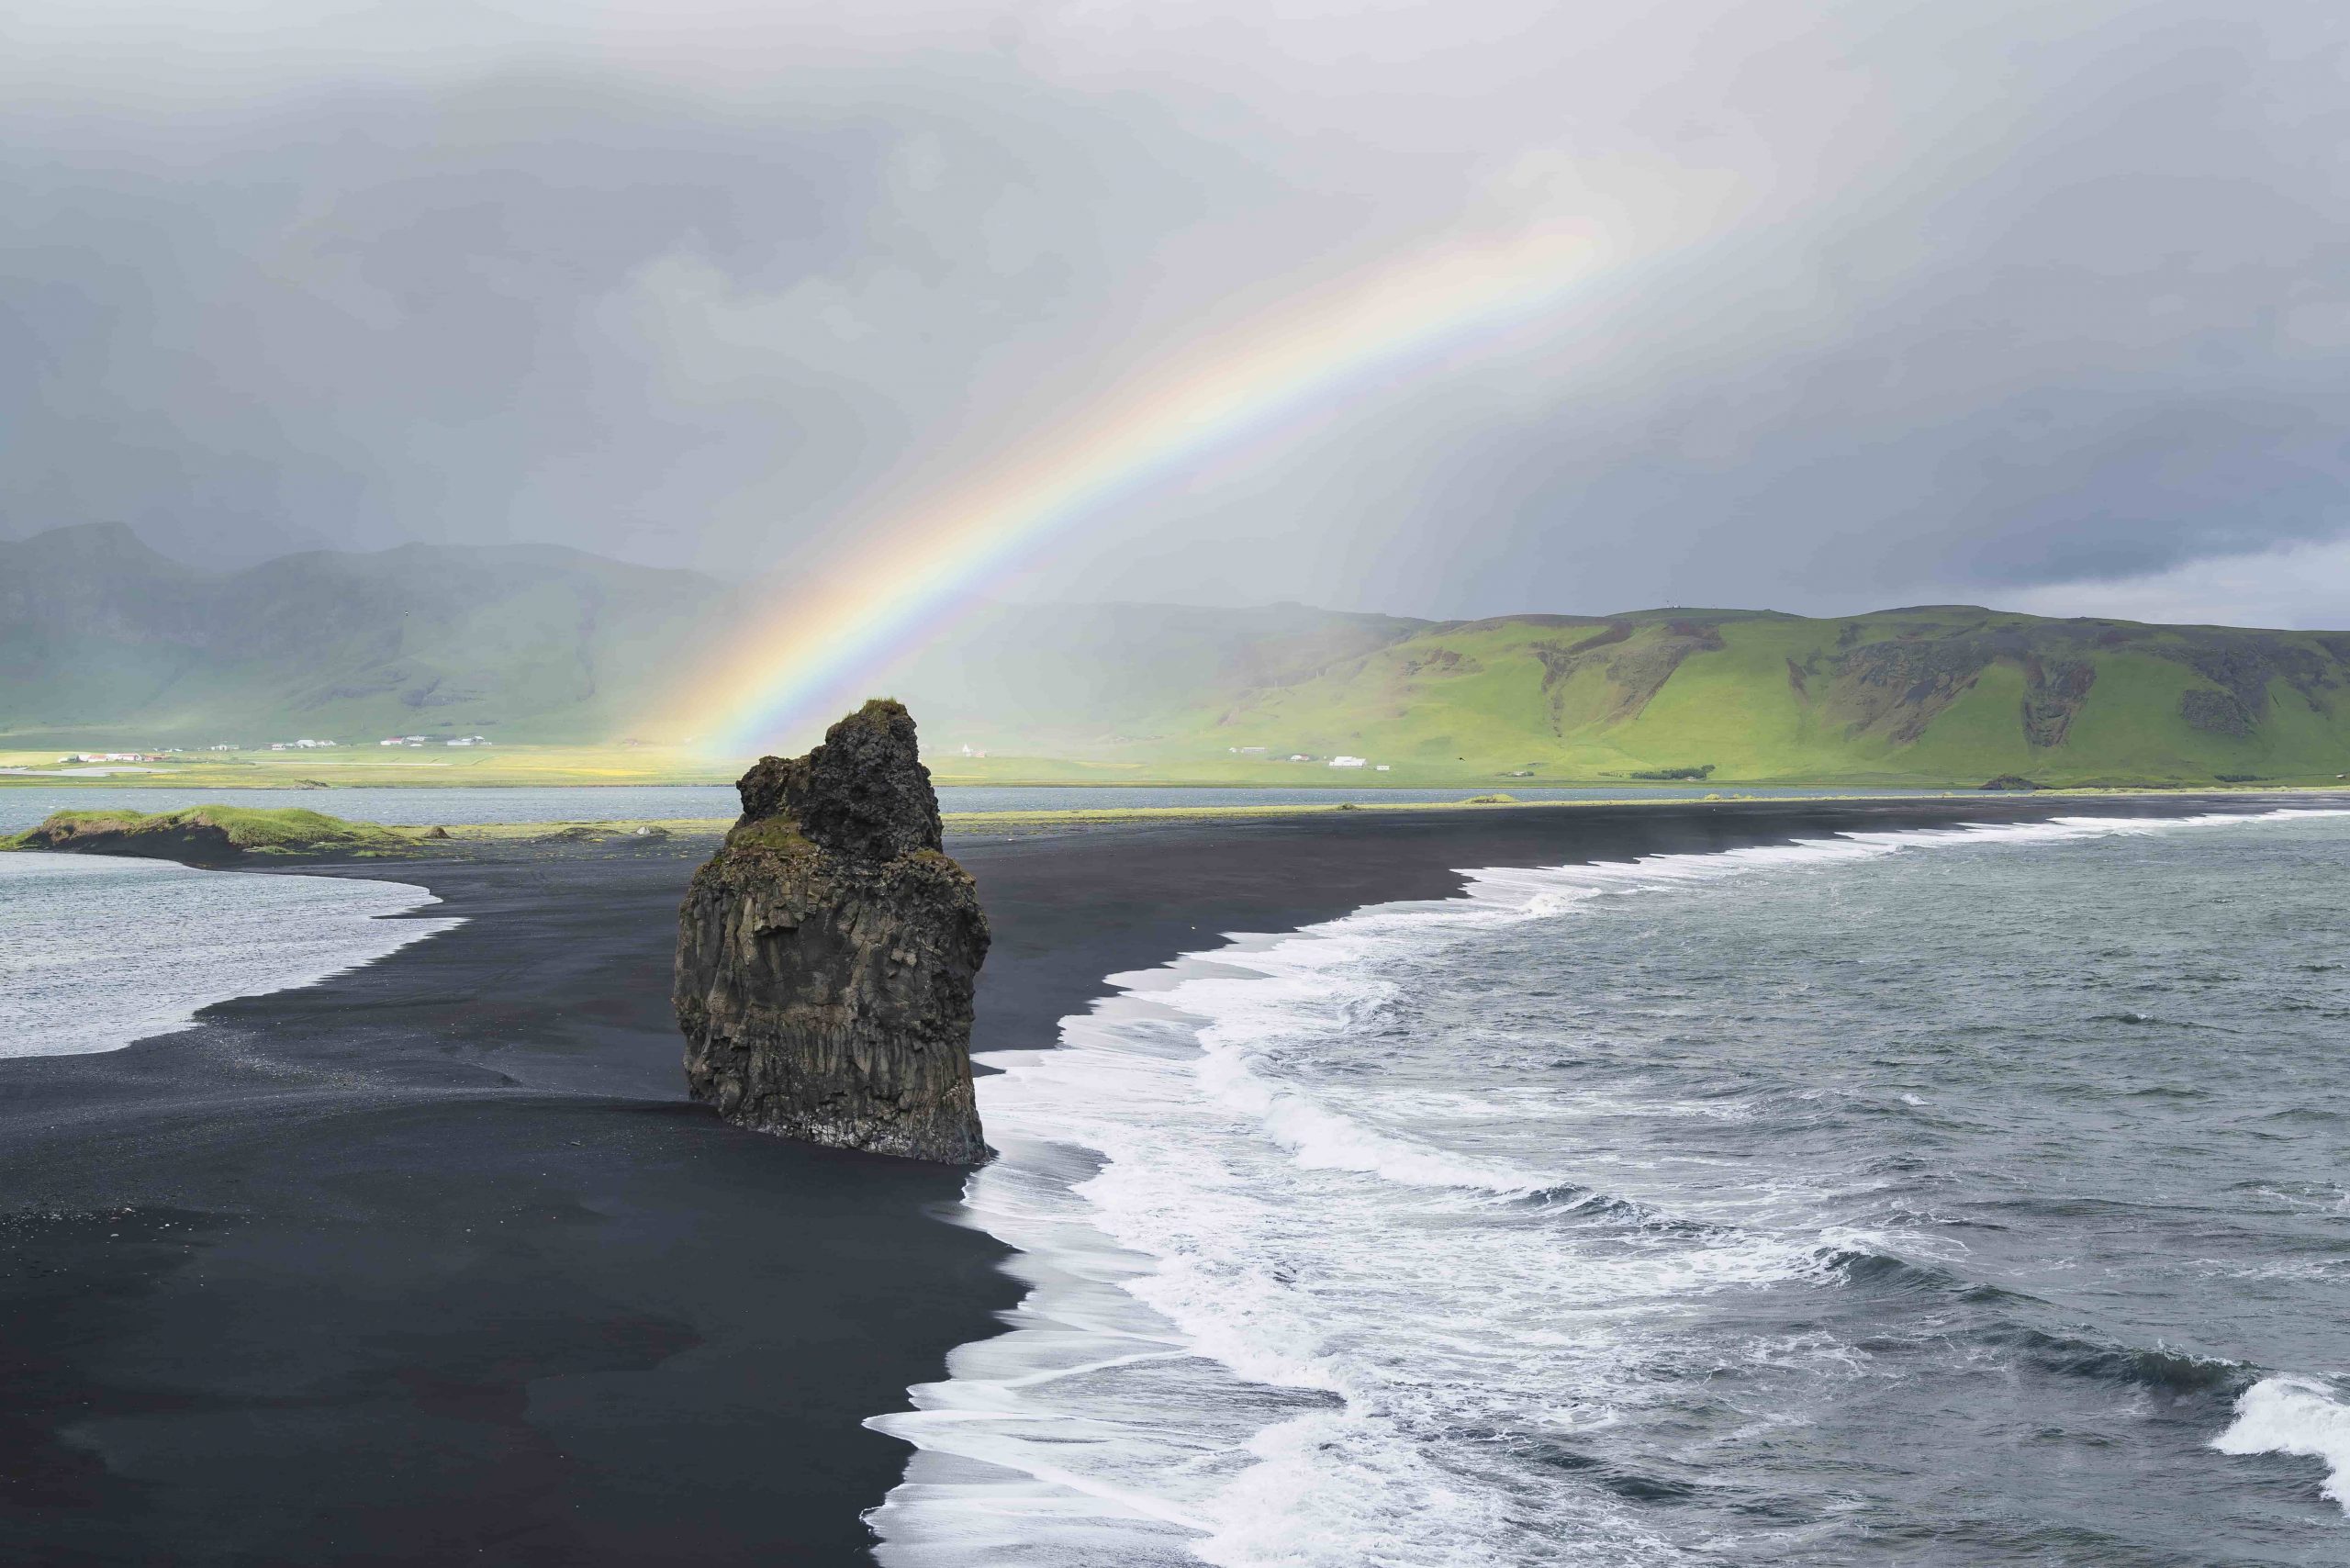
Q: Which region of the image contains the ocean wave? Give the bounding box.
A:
[869,803,2350,1565]
[1824,1247,1965,1296]
[2213,1376,2350,1513]
[1991,1326,2253,1396]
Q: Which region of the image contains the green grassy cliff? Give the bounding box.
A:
[1119,607,2350,786]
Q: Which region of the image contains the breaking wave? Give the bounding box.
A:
[869,807,2350,1564]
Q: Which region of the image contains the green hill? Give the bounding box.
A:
[1096,607,2350,786]
[6,525,2349,785]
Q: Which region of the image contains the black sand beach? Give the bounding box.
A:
[0,794,2282,1565]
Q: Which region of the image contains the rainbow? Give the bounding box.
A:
[676,225,1628,756]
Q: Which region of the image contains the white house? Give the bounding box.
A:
[1328,756,1368,768]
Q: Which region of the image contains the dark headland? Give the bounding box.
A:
[0,792,2297,1564]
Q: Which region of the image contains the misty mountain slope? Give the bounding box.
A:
[0,524,726,742]
[0,526,1427,751]
[874,599,1428,748]
[1183,608,2350,782]
[0,525,215,727]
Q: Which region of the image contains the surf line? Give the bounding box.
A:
[865,806,2350,1562]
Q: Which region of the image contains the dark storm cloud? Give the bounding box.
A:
[0,21,1300,566]
[2,75,899,559]
[5,1,2349,621]
[1022,0,2350,620]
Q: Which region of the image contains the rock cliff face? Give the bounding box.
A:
[673,700,990,1163]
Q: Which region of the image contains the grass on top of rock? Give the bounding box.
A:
[723,814,819,857]
[5,805,413,861]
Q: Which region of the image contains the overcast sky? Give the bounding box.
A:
[5,1,2348,624]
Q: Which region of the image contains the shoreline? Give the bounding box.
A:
[7,768,2348,800]
[11,779,2343,857]
[0,834,1010,1567]
[0,792,2318,1564]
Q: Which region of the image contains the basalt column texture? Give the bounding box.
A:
[674,700,991,1163]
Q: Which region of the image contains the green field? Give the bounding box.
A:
[0,744,737,790]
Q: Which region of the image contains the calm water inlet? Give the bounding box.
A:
[0,856,457,1058]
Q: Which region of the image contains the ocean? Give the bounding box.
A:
[0,855,455,1059]
[870,809,2350,1566]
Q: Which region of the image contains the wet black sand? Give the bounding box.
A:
[0,793,2282,1564]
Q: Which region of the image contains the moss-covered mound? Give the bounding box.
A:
[5,806,410,864]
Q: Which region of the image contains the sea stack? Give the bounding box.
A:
[674,699,991,1163]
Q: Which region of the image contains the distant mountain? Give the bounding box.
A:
[0,524,1425,753]
[7,524,2350,784]
[0,522,722,744]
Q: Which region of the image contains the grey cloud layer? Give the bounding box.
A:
[4,1,2345,620]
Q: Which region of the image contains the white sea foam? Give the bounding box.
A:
[2214,1376,2350,1512]
[868,806,2350,1565]
[0,852,457,1058]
